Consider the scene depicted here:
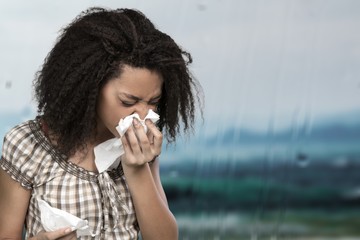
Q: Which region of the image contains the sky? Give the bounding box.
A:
[0,0,359,133]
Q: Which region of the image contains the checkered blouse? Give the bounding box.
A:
[0,119,139,239]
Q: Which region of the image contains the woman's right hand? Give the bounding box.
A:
[28,227,76,240]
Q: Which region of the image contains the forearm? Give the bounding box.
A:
[149,158,168,205]
[123,164,178,240]
[0,236,21,240]
[0,168,30,240]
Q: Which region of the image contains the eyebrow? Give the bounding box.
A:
[119,92,162,101]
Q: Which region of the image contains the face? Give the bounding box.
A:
[96,64,163,139]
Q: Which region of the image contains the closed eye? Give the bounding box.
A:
[118,94,161,107]
[148,95,161,106]
[148,100,160,106]
[120,100,136,107]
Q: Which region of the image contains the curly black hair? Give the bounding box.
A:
[33,7,202,157]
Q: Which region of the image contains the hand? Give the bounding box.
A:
[121,118,162,168]
[28,227,76,240]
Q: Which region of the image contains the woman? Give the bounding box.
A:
[0,7,201,239]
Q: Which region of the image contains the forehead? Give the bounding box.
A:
[110,65,163,97]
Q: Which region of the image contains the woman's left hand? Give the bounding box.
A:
[120,118,162,169]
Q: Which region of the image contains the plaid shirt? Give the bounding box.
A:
[0,119,139,239]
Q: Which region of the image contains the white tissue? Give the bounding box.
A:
[37,199,95,237]
[94,110,160,173]
[116,109,160,137]
[93,138,123,173]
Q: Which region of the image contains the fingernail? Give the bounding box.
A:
[64,227,74,233]
[133,118,139,126]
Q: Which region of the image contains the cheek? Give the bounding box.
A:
[97,94,119,131]
[102,105,126,129]
[112,107,133,126]
[100,103,134,131]
[108,108,136,138]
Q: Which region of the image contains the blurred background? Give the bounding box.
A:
[1,0,360,239]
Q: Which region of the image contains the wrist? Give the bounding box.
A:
[121,161,150,176]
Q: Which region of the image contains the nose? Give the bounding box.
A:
[136,103,149,120]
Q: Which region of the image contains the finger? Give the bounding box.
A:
[60,232,78,240]
[133,119,152,152]
[125,124,142,156]
[121,133,131,153]
[131,119,156,163]
[122,130,133,153]
[145,119,163,149]
[121,131,137,163]
[42,227,75,239]
[146,129,155,145]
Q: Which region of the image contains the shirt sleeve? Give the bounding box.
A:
[1,123,37,190]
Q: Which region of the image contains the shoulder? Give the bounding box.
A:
[2,120,37,158]
[1,119,44,189]
[3,119,35,142]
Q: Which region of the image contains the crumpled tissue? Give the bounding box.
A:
[94,109,159,173]
[116,109,160,138]
[37,198,95,237]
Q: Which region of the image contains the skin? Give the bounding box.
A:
[0,65,178,240]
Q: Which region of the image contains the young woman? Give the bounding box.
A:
[0,7,201,239]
